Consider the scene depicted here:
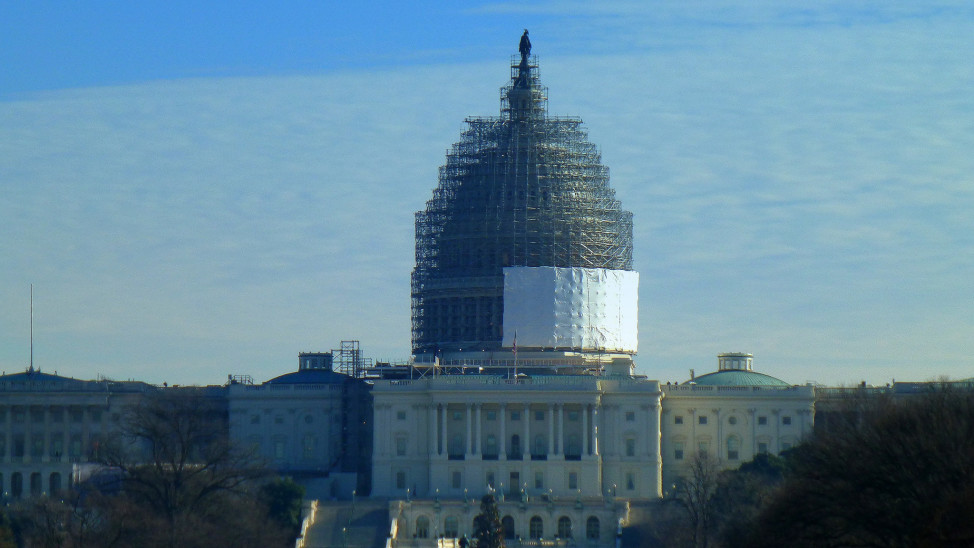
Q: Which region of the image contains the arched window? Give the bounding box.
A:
[484,435,498,459]
[415,516,430,539]
[49,472,62,494]
[30,472,42,496]
[529,516,544,539]
[727,436,740,460]
[444,516,459,538]
[449,434,464,458]
[502,515,515,539]
[533,435,546,458]
[586,516,600,540]
[566,435,581,459]
[11,473,22,498]
[557,516,572,538]
[510,434,521,458]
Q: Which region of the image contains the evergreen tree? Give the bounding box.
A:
[473,494,505,548]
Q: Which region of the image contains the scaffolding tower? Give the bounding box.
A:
[411,47,634,357]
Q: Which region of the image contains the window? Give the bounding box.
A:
[486,471,495,489]
[698,441,709,458]
[452,471,462,489]
[303,435,315,459]
[396,410,406,420]
[396,437,407,456]
[511,411,521,421]
[557,516,573,538]
[782,416,792,426]
[444,516,459,538]
[484,435,498,459]
[534,471,543,489]
[529,516,544,539]
[674,442,684,460]
[449,434,464,458]
[566,435,581,459]
[250,415,260,424]
[304,415,313,424]
[586,517,600,540]
[626,472,636,491]
[274,439,286,459]
[535,410,544,421]
[728,416,737,425]
[625,437,636,457]
[758,416,768,426]
[758,442,769,454]
[568,410,579,421]
[533,435,546,458]
[727,436,740,460]
[568,471,578,490]
[274,416,284,425]
[49,472,61,494]
[396,471,406,490]
[625,411,635,422]
[416,516,430,539]
[486,410,497,421]
[509,435,521,458]
[452,410,463,421]
[502,516,515,539]
[674,415,684,425]
[698,416,708,425]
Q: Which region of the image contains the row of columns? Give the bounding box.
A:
[0,405,102,464]
[427,402,601,458]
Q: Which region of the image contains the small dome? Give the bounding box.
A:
[690,369,790,387]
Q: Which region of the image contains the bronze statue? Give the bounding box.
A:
[519,29,531,57]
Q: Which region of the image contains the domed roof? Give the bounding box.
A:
[264,368,347,385]
[691,369,790,387]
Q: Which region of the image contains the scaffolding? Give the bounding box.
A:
[411,51,634,356]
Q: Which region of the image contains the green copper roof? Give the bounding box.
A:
[690,370,790,387]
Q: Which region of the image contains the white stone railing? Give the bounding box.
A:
[294,499,318,548]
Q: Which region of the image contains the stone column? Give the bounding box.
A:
[548,404,554,455]
[440,405,447,456]
[466,404,473,456]
[499,404,507,459]
[582,405,589,456]
[474,404,481,455]
[558,404,565,456]
[523,404,530,458]
[428,404,437,457]
[591,405,599,457]
[42,406,51,463]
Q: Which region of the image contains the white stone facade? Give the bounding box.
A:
[659,383,815,490]
[371,374,662,501]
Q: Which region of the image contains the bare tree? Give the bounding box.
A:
[672,454,722,548]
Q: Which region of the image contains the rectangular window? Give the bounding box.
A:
[626,472,635,491]
[568,472,578,490]
[758,416,768,426]
[534,471,543,489]
[452,410,463,421]
[274,416,284,425]
[698,442,709,457]
[534,410,544,421]
[486,472,495,489]
[396,437,407,456]
[674,415,683,425]
[486,411,497,421]
[452,471,462,489]
[674,442,684,460]
[511,411,521,421]
[698,416,708,425]
[396,411,406,420]
[396,471,406,490]
[250,415,260,424]
[625,411,635,422]
[782,416,792,426]
[758,442,769,453]
[568,411,579,422]
[625,438,636,457]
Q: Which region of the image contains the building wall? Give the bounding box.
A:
[659,383,815,490]
[372,375,662,501]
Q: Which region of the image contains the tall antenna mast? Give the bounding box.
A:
[30,284,34,371]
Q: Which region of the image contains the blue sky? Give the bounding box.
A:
[2,1,973,386]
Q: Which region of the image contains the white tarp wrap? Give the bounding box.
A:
[502,267,638,353]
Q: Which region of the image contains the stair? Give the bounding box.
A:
[302,500,390,548]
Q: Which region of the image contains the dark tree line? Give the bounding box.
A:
[635,386,974,548]
[2,390,304,548]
